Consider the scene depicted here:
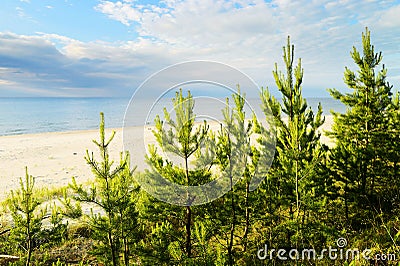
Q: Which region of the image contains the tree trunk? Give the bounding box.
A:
[26,237,31,266]
[109,231,118,266]
[228,180,236,265]
[185,206,192,257]
[185,155,192,257]
[242,181,250,252]
[26,213,32,266]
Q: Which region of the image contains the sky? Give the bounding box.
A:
[0,0,400,98]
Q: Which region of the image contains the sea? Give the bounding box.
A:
[0,97,346,136]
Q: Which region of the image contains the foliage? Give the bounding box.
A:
[7,168,46,266]
[69,112,140,266]
[4,168,69,266]
[327,27,400,233]
[210,89,261,265]
[140,89,213,264]
[259,36,329,256]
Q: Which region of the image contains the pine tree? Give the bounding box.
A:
[238,114,275,262]
[260,36,326,250]
[212,90,252,265]
[70,112,139,266]
[8,167,45,266]
[328,28,400,229]
[144,89,210,260]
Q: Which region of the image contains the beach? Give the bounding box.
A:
[0,128,120,201]
[0,116,334,202]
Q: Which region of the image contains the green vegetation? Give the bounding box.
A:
[260,36,328,257]
[0,28,399,265]
[69,112,140,265]
[8,168,45,266]
[327,27,400,259]
[137,89,215,265]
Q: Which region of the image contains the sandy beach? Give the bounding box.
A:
[0,128,121,201]
[0,116,334,202]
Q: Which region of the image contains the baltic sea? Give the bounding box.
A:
[0,97,345,136]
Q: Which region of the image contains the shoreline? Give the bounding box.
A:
[0,127,121,139]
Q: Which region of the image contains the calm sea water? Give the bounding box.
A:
[0,97,345,136]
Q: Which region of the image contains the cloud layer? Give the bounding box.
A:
[1,0,400,97]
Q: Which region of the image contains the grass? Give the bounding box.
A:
[0,182,101,265]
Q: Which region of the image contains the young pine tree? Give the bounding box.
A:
[213,90,252,265]
[70,112,140,266]
[8,167,45,266]
[260,36,327,250]
[328,28,400,229]
[143,89,211,262]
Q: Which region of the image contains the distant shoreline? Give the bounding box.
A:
[0,97,343,136]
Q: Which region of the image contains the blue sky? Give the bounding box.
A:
[0,0,400,97]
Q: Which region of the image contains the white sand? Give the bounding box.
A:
[0,116,334,201]
[0,128,121,201]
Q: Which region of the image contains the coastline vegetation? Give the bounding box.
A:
[0,28,399,265]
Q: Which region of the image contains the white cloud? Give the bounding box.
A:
[16,6,25,18]
[2,0,400,97]
[95,1,142,26]
[0,79,15,85]
[0,32,176,97]
[375,5,400,27]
